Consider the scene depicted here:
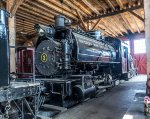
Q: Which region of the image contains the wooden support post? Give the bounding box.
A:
[144,0,150,93]
[7,0,16,73]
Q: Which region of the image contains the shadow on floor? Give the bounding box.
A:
[54,75,147,119]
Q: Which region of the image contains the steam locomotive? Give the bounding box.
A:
[34,15,135,107]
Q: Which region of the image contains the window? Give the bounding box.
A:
[134,39,146,54]
[124,41,130,53]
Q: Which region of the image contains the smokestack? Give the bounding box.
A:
[55,15,65,29]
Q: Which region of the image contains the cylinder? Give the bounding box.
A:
[0,9,9,87]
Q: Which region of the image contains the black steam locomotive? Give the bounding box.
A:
[35,15,135,107]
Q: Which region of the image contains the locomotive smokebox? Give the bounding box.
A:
[55,15,65,29]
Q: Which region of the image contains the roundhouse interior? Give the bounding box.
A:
[0,0,150,119]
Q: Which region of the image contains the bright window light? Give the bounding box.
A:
[122,114,133,119]
[134,39,146,54]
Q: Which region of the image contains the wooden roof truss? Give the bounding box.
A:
[5,0,144,44]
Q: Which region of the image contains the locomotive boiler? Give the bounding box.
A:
[35,15,131,107]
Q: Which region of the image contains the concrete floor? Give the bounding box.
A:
[54,75,147,119]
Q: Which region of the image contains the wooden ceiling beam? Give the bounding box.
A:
[16,15,50,25]
[96,26,112,36]
[107,18,124,36]
[70,0,92,15]
[16,29,34,33]
[120,13,134,33]
[92,20,115,36]
[114,15,128,34]
[116,0,124,9]
[8,0,25,15]
[128,12,140,33]
[16,11,52,25]
[93,0,107,12]
[36,0,78,20]
[16,12,51,25]
[105,0,115,11]
[63,0,87,16]
[18,7,54,23]
[16,16,51,31]
[87,21,90,31]
[16,20,36,26]
[16,24,34,29]
[118,14,130,33]
[26,0,58,16]
[76,10,87,31]
[104,0,124,35]
[79,24,85,31]
[89,21,114,36]
[81,0,99,14]
[16,28,34,33]
[16,25,34,30]
[106,18,123,36]
[16,22,34,28]
[21,3,55,20]
[79,4,143,22]
[16,16,49,27]
[16,30,35,34]
[129,11,144,22]
[16,27,34,32]
[47,0,77,16]
[96,23,114,36]
[101,20,118,37]
[91,19,102,30]
[102,26,117,37]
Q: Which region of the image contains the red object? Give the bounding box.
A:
[134,54,147,74]
[119,37,147,74]
[17,48,34,78]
